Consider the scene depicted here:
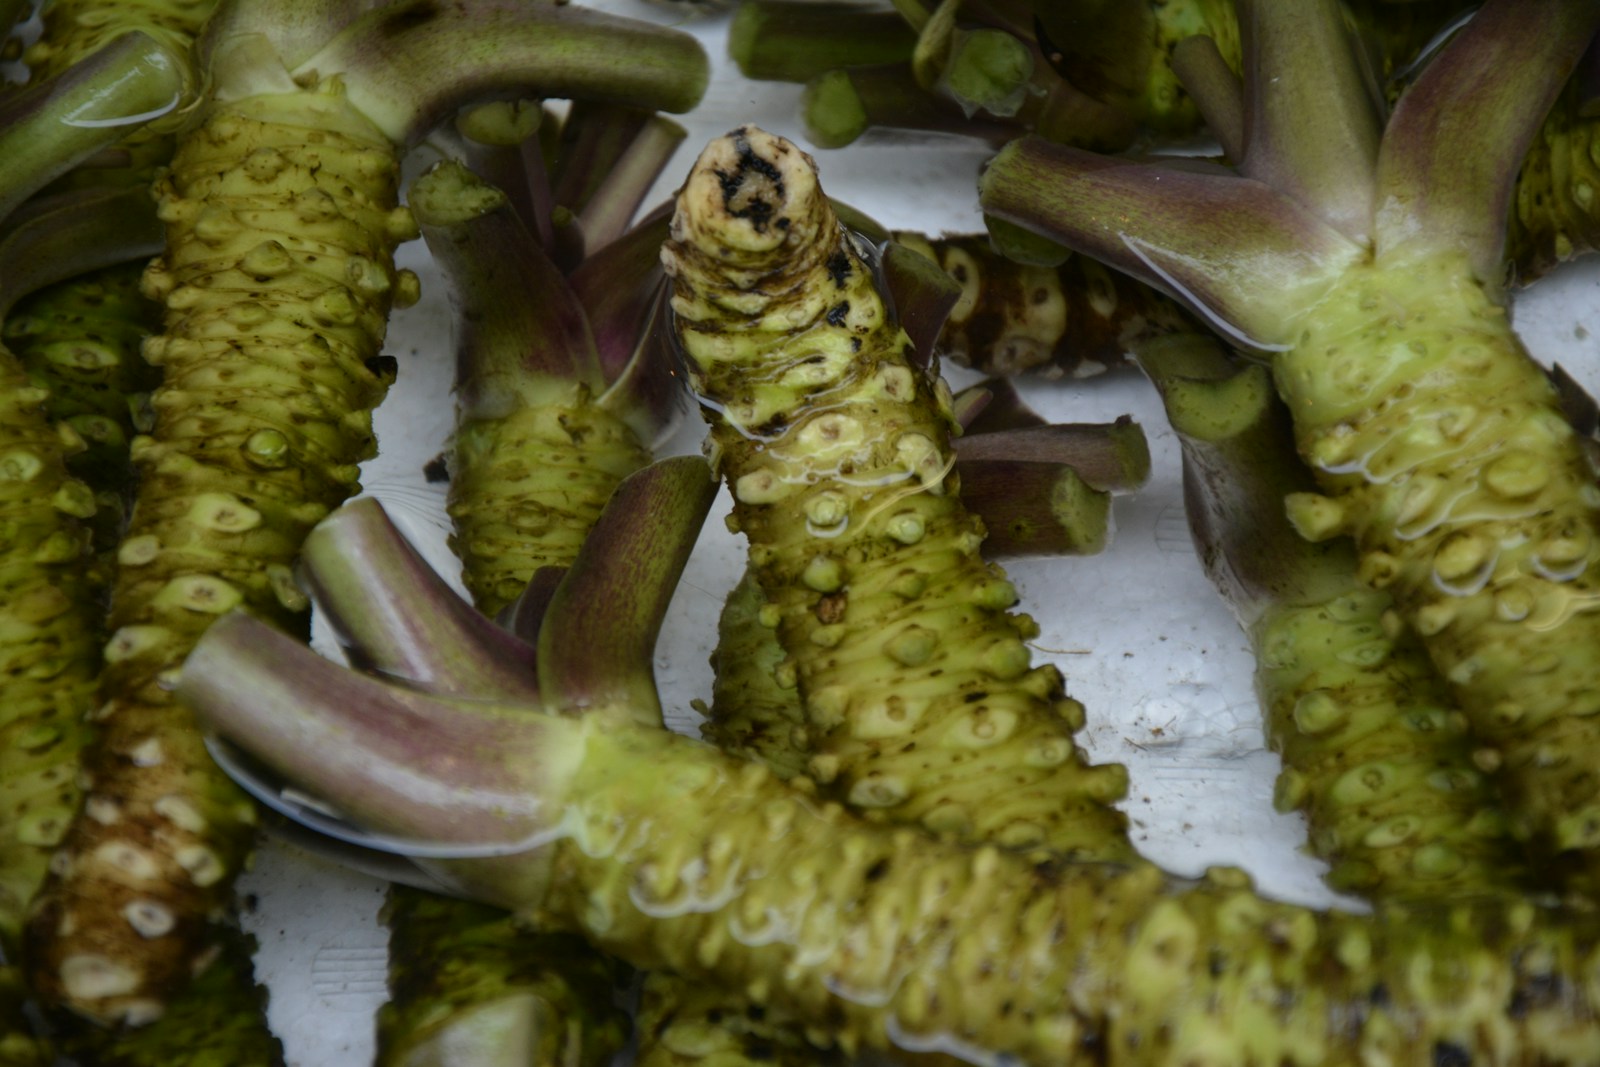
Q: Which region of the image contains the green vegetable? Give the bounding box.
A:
[980,0,1600,885]
[22,0,708,1026]
[380,891,621,1067]
[366,146,694,1064]
[304,456,717,1066]
[1139,331,1532,901]
[0,30,189,222]
[0,966,50,1066]
[665,126,1131,860]
[415,160,655,617]
[0,186,181,1052]
[6,261,162,553]
[729,1,916,85]
[177,610,1600,1066]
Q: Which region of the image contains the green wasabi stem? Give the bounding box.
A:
[415,160,655,616]
[1139,332,1532,902]
[892,230,1195,378]
[981,0,1600,889]
[666,126,1132,861]
[534,457,719,720]
[729,1,916,84]
[306,462,715,1067]
[572,116,683,253]
[301,501,627,1067]
[802,63,1023,151]
[23,0,708,1027]
[397,162,700,1062]
[638,386,1151,1066]
[19,0,217,195]
[444,99,551,242]
[6,261,162,553]
[396,117,694,1064]
[300,498,541,694]
[180,611,1600,1066]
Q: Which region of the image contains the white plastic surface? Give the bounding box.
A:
[231,4,1600,1063]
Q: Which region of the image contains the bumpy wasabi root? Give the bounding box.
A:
[25,78,416,1025]
[1273,250,1600,878]
[665,127,1130,861]
[1141,334,1533,901]
[178,614,1600,1067]
[6,262,163,554]
[449,400,651,615]
[0,350,100,952]
[1506,70,1600,281]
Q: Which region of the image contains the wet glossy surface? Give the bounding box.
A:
[230,3,1600,1062]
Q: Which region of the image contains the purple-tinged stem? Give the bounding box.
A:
[299,498,540,696]
[1237,0,1380,241]
[1170,35,1244,162]
[0,32,186,224]
[953,417,1150,494]
[0,186,162,318]
[954,459,1111,557]
[537,457,718,724]
[1376,0,1600,280]
[549,101,651,220]
[499,566,567,646]
[296,1,710,147]
[978,137,1359,351]
[569,207,672,384]
[197,0,371,75]
[177,613,565,857]
[879,240,961,368]
[951,378,1041,433]
[577,115,685,251]
[1135,333,1336,623]
[411,159,604,419]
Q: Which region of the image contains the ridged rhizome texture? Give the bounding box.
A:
[25,80,416,1025]
[527,719,1600,1066]
[664,127,1131,862]
[448,390,650,616]
[0,349,100,955]
[1275,251,1600,880]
